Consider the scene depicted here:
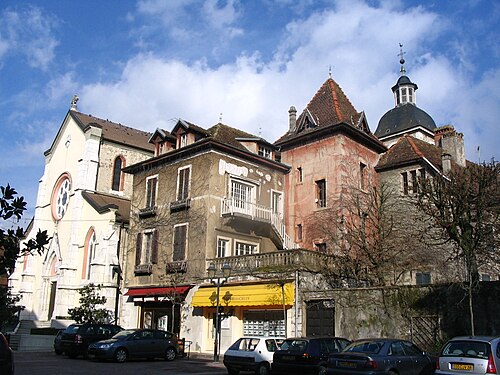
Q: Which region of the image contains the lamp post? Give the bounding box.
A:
[207,262,232,362]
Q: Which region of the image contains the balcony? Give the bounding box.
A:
[170,198,191,213]
[221,197,298,250]
[166,261,188,274]
[207,249,333,276]
[138,206,157,218]
[134,263,152,275]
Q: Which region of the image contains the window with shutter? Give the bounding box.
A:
[151,229,158,263]
[177,166,191,201]
[145,175,158,208]
[173,224,187,261]
[135,233,143,265]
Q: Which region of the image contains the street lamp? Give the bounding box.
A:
[207,262,232,362]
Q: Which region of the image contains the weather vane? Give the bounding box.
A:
[398,43,406,75]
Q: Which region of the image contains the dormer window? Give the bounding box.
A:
[180,133,188,147]
[258,145,272,159]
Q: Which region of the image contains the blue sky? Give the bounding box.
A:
[1,0,498,225]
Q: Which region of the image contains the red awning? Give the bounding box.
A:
[125,286,191,297]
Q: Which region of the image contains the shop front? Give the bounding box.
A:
[189,282,294,353]
[124,286,192,334]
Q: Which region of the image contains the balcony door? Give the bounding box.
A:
[271,190,283,219]
[230,179,255,216]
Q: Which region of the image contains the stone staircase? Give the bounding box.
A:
[9,320,53,351]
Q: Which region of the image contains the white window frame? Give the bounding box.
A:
[145,174,158,208]
[234,240,259,256]
[85,230,97,280]
[230,178,257,216]
[180,133,188,147]
[258,145,272,159]
[216,236,232,258]
[176,165,192,201]
[271,190,283,218]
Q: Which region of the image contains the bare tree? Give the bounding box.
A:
[415,160,499,335]
[306,182,433,287]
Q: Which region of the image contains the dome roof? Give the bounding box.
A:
[375,103,436,138]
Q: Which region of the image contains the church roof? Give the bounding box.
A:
[71,111,154,152]
[376,134,443,172]
[375,103,436,139]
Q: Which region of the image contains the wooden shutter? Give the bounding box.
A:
[173,225,187,261]
[151,229,159,264]
[135,233,143,265]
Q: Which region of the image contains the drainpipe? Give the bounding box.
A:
[294,270,299,337]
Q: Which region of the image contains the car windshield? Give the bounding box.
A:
[280,339,308,352]
[442,340,491,359]
[111,330,135,339]
[345,341,384,354]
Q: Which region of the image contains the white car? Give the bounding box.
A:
[223,336,284,375]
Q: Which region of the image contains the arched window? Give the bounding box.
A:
[82,228,97,279]
[112,156,125,191]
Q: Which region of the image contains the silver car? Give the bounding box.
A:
[436,336,499,374]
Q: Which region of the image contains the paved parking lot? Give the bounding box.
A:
[14,351,229,375]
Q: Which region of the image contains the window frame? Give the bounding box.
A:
[234,240,259,256]
[230,177,257,215]
[111,155,126,192]
[216,236,232,258]
[315,179,327,208]
[176,165,191,201]
[145,174,158,208]
[173,223,188,262]
[82,228,97,280]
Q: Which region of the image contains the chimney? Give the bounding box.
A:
[442,152,452,174]
[288,106,297,131]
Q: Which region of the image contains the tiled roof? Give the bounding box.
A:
[275,78,370,145]
[82,190,131,223]
[206,123,260,151]
[71,111,154,152]
[376,135,443,171]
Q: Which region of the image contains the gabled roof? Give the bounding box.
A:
[81,190,131,223]
[376,134,444,172]
[275,78,383,150]
[171,119,210,137]
[124,121,290,174]
[70,111,154,152]
[148,128,176,143]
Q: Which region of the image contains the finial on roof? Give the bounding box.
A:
[328,65,332,79]
[70,95,79,111]
[398,43,406,75]
[219,113,223,123]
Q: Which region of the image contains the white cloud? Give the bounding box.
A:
[77,0,497,162]
[0,6,59,70]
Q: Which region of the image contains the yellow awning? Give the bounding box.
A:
[191,282,294,307]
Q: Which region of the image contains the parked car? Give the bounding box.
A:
[273,337,351,375]
[327,338,434,375]
[60,323,123,358]
[223,336,284,375]
[435,336,499,374]
[54,329,64,355]
[0,332,14,375]
[88,329,178,363]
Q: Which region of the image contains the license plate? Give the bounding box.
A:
[451,363,473,371]
[282,355,295,361]
[339,361,356,368]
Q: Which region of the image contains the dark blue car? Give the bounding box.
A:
[88,329,178,363]
[327,338,434,375]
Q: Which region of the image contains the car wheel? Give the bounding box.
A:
[388,371,397,375]
[255,363,270,375]
[317,365,327,375]
[165,347,176,361]
[114,348,128,363]
[227,368,240,375]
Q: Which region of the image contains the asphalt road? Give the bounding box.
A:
[14,351,230,375]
